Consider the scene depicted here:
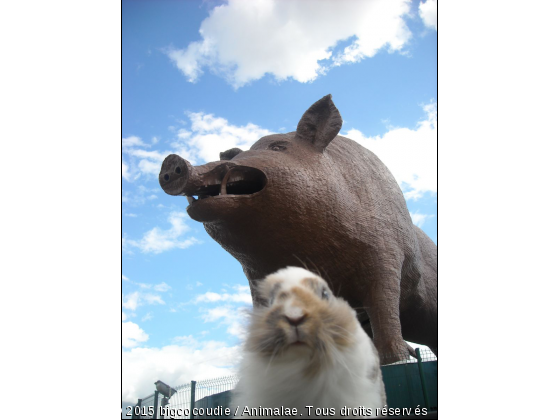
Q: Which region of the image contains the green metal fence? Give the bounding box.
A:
[193,391,234,419]
[128,348,437,418]
[129,376,240,419]
[379,348,438,413]
[130,391,160,419]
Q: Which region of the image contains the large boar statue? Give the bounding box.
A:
[159,95,437,364]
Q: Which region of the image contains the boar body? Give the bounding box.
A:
[160,95,437,363]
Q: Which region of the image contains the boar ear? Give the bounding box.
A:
[220,148,243,160]
[296,94,342,151]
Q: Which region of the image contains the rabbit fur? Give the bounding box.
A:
[231,267,386,418]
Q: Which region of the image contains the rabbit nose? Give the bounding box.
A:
[284,314,306,326]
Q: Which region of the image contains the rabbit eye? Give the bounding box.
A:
[321,288,329,300]
[267,284,281,306]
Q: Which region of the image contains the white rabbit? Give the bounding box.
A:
[231,267,386,418]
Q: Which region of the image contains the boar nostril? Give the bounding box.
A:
[285,315,306,327]
[164,174,170,181]
[175,167,181,174]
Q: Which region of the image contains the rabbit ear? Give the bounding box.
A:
[250,279,276,307]
[257,277,280,297]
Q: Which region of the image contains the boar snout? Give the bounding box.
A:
[159,154,193,196]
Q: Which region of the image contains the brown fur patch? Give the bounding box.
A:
[265,307,284,326]
[246,307,285,354]
[290,286,319,307]
[301,277,321,294]
[288,286,358,349]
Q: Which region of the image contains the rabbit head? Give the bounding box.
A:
[245,266,360,375]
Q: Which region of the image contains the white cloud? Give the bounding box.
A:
[194,285,252,305]
[122,186,162,207]
[173,112,272,163]
[154,282,171,292]
[127,280,171,293]
[122,133,199,181]
[123,211,199,254]
[122,113,270,182]
[123,291,166,311]
[122,338,241,401]
[122,312,127,321]
[419,0,437,30]
[128,149,168,161]
[197,292,222,302]
[141,312,153,322]
[201,305,250,339]
[409,211,433,228]
[123,101,435,210]
[123,292,141,311]
[123,135,148,149]
[343,102,437,200]
[122,161,132,182]
[167,0,412,88]
[129,149,171,180]
[135,159,161,179]
[122,275,130,282]
[143,294,165,305]
[123,147,170,180]
[122,321,149,348]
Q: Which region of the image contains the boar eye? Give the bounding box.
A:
[268,143,287,151]
[321,288,330,300]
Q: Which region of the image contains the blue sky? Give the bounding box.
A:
[122,0,437,402]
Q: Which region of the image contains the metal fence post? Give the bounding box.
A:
[415,348,430,410]
[153,391,159,419]
[131,398,142,419]
[190,380,197,419]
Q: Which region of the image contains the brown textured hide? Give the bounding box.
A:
[159,95,437,364]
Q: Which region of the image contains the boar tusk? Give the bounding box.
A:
[220,169,232,196]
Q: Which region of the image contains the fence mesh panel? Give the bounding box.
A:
[160,383,191,419]
[133,348,436,418]
[194,375,239,402]
[160,376,239,419]
[379,347,437,365]
[136,393,155,419]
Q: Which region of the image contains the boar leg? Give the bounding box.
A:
[364,262,414,365]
